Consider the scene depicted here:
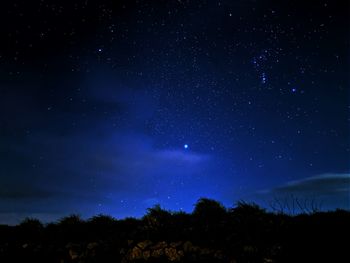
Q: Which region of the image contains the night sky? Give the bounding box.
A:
[0,0,349,224]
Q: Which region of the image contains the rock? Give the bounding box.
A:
[33,244,43,253]
[119,247,127,255]
[177,249,185,257]
[191,245,201,253]
[151,248,164,258]
[68,248,80,260]
[214,250,225,260]
[65,243,79,250]
[136,240,153,250]
[122,240,228,262]
[182,241,194,252]
[151,241,167,250]
[170,241,182,248]
[66,243,81,261]
[165,247,182,261]
[199,247,213,256]
[87,242,99,250]
[143,250,151,260]
[243,245,258,253]
[128,246,142,260]
[22,243,29,249]
[86,242,99,258]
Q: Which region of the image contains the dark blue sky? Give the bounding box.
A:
[0,0,349,224]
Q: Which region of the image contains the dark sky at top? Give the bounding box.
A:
[0,0,349,224]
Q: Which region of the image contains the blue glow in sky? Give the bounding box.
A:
[0,0,349,224]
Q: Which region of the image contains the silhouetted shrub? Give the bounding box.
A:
[58,214,84,226]
[192,198,228,247]
[18,218,44,242]
[193,198,227,219]
[142,204,172,240]
[88,214,116,225]
[56,214,87,242]
[19,218,44,229]
[0,198,348,262]
[87,214,117,240]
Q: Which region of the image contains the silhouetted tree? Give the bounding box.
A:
[269,195,323,215]
[56,214,87,242]
[58,214,83,226]
[230,201,266,218]
[87,214,117,240]
[88,214,116,226]
[142,204,172,240]
[0,198,348,263]
[193,198,227,219]
[19,217,43,230]
[192,198,228,246]
[18,218,44,242]
[169,211,193,240]
[117,217,141,240]
[228,201,273,261]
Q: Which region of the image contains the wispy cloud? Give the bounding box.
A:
[156,150,209,163]
[269,173,350,195]
[257,173,350,211]
[0,131,212,219]
[0,187,55,200]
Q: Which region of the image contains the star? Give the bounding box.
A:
[184,144,189,149]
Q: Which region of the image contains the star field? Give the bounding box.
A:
[0,0,349,224]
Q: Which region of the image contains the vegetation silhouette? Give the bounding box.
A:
[0,198,348,262]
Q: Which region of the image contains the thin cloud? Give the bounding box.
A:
[270,173,350,195]
[0,187,55,200]
[256,173,350,211]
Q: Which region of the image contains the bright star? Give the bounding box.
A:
[184,144,189,149]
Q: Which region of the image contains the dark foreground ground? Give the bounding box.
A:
[0,199,349,263]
